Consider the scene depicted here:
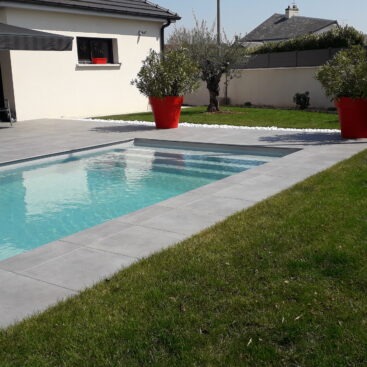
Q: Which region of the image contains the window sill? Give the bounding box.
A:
[76,63,122,69]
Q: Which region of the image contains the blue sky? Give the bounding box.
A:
[157,0,367,39]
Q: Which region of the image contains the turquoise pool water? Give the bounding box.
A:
[0,141,281,261]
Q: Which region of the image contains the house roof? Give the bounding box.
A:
[243,13,337,42]
[5,0,181,21]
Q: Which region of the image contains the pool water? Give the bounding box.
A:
[0,141,282,261]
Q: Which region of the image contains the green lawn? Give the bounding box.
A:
[1,150,367,366]
[97,106,340,130]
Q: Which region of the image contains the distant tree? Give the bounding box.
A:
[168,19,247,112]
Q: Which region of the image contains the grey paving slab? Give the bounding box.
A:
[214,175,298,202]
[61,220,134,246]
[0,271,75,328]
[183,196,256,217]
[115,205,175,225]
[155,189,212,209]
[137,207,224,236]
[87,225,186,258]
[20,248,136,291]
[0,268,16,284]
[0,118,367,328]
[0,241,81,273]
[257,164,321,181]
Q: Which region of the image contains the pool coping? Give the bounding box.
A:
[134,138,301,156]
[0,134,365,328]
[0,138,135,167]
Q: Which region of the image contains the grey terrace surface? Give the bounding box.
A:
[6,0,180,21]
[0,118,366,328]
[243,13,337,42]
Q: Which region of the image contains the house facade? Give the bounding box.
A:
[0,0,179,121]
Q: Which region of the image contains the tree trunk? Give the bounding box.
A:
[206,75,221,112]
[208,89,219,112]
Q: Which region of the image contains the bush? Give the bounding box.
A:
[131,48,200,97]
[293,92,310,110]
[244,101,252,107]
[315,46,367,99]
[252,26,365,54]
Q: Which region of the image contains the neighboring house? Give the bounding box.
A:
[242,4,338,46]
[0,0,180,121]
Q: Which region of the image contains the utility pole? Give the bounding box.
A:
[217,0,227,104]
[217,0,221,45]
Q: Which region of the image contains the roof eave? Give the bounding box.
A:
[245,38,288,43]
[312,21,338,33]
[4,0,181,21]
[143,0,181,20]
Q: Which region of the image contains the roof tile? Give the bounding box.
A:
[7,0,180,20]
[244,13,337,42]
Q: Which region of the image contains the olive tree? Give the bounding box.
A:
[131,48,200,98]
[168,20,247,112]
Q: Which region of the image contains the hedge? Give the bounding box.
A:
[251,26,365,54]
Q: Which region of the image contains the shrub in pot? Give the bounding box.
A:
[316,46,367,138]
[132,48,200,129]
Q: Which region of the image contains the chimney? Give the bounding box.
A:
[285,4,299,18]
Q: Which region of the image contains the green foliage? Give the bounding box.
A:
[168,19,248,111]
[252,26,365,54]
[293,91,310,110]
[131,48,200,98]
[316,46,367,99]
[168,20,247,79]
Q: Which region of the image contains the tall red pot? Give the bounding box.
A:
[149,96,184,129]
[335,97,367,139]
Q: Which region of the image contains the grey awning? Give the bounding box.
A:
[0,23,73,51]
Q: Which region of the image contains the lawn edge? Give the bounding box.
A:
[80,118,340,133]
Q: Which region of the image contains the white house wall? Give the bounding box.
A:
[4,7,162,121]
[185,67,333,109]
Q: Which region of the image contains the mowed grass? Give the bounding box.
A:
[98,106,340,130]
[1,150,367,367]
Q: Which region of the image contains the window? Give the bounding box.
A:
[77,37,114,64]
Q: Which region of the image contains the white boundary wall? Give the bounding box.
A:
[185,67,333,109]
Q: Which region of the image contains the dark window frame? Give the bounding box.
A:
[77,37,114,64]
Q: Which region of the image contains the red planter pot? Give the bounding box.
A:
[335,97,367,139]
[92,58,108,64]
[149,96,184,129]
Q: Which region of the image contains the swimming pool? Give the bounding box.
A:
[0,139,289,261]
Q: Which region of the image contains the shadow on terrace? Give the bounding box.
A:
[259,132,367,146]
[90,124,156,134]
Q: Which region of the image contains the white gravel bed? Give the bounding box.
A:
[79,118,340,134]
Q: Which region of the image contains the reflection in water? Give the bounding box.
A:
[24,164,90,216]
